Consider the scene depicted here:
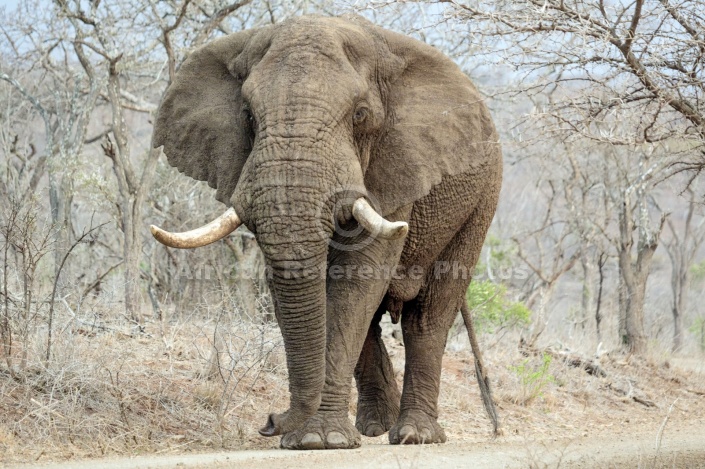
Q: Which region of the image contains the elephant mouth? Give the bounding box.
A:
[150,197,408,249]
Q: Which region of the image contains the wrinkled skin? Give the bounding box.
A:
[153,14,502,449]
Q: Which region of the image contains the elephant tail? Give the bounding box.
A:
[460,302,502,437]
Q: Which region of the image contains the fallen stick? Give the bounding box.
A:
[520,344,607,378]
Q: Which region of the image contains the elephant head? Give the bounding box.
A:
[151,15,494,436]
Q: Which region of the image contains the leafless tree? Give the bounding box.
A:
[1,0,274,321]
[506,130,674,353]
[662,188,705,351]
[438,0,705,179]
[0,196,55,371]
[513,215,580,346]
[1,8,105,313]
[605,148,667,354]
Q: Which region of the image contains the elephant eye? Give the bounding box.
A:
[244,109,256,128]
[353,107,368,125]
[243,109,256,149]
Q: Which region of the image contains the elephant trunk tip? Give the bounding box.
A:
[258,399,321,437]
[258,414,281,437]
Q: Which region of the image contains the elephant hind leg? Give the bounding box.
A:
[354,303,401,437]
[390,192,497,445]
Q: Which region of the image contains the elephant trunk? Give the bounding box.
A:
[257,249,328,436]
[249,182,332,436]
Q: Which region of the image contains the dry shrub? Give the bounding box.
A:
[0,294,286,463]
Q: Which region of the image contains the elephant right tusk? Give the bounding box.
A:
[150,207,242,249]
[352,198,409,240]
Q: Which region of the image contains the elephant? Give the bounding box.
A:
[150,14,502,450]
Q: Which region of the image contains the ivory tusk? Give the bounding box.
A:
[352,198,409,240]
[150,207,242,249]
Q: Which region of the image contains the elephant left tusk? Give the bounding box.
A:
[352,198,409,240]
[150,207,242,249]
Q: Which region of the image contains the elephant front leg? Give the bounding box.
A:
[354,305,401,437]
[279,238,405,450]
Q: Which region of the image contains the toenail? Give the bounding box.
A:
[301,433,324,450]
[366,424,385,437]
[399,425,415,444]
[326,431,347,447]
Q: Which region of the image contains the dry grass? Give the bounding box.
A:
[435,333,705,445]
[1,310,704,465]
[0,304,288,463]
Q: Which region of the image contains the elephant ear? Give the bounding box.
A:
[152,29,262,205]
[361,23,501,216]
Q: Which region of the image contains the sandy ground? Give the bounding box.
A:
[9,422,705,469]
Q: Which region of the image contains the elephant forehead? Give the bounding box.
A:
[257,42,358,87]
[271,15,368,53]
[243,56,365,126]
[243,19,369,95]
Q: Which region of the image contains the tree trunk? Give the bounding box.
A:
[618,264,648,354]
[595,252,607,343]
[617,196,664,355]
[224,235,262,320]
[49,173,74,283]
[104,47,161,322]
[580,257,596,332]
[672,306,682,352]
[670,255,686,352]
[122,148,161,322]
[122,194,140,321]
[664,190,704,353]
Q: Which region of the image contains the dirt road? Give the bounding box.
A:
[12,423,705,469]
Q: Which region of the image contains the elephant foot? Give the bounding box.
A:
[389,410,447,445]
[280,413,361,450]
[355,390,400,437]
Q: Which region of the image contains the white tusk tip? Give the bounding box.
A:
[388,222,409,239]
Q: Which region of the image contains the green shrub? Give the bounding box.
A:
[466,280,531,333]
[474,235,517,278]
[690,316,705,352]
[511,353,554,405]
[691,260,705,283]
